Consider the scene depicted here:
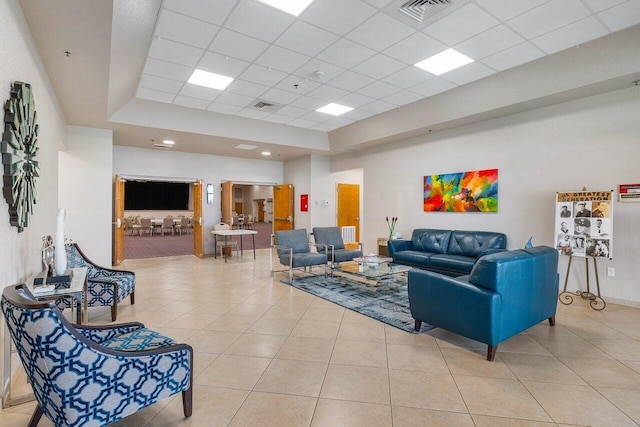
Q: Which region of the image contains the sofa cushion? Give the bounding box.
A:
[447,231,507,258]
[332,248,363,263]
[100,328,176,351]
[429,254,476,275]
[468,249,530,293]
[393,250,435,267]
[411,229,451,254]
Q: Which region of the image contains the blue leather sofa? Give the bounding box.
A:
[388,229,507,276]
[408,246,559,361]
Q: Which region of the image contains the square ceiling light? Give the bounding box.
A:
[415,49,474,76]
[316,103,353,116]
[257,0,315,16]
[188,69,234,90]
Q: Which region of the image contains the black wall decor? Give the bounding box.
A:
[2,81,40,232]
[125,181,189,210]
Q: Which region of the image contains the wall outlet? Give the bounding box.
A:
[607,267,615,277]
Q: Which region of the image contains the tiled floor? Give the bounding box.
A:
[3,250,640,426]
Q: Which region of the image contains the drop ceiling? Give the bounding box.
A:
[18,0,640,161]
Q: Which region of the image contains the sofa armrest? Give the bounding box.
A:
[388,239,411,257]
[476,248,506,261]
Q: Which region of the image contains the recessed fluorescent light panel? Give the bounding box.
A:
[235,144,258,150]
[257,0,315,16]
[188,69,234,90]
[261,151,271,156]
[316,103,353,116]
[162,140,175,145]
[415,48,474,75]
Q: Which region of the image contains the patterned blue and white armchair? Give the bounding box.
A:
[1,284,193,427]
[62,243,135,321]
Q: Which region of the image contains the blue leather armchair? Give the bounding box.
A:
[408,246,559,361]
[2,284,193,427]
[312,226,363,266]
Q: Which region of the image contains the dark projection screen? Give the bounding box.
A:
[125,181,189,210]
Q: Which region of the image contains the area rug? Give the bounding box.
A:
[283,274,434,334]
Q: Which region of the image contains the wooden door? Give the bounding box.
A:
[113,175,125,265]
[257,201,265,222]
[221,181,233,226]
[337,183,360,242]
[234,202,243,215]
[193,180,204,257]
[273,184,294,232]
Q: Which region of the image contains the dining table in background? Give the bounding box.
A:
[211,229,258,262]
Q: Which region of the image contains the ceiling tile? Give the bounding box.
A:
[206,103,243,115]
[173,95,211,110]
[341,108,374,121]
[215,91,255,107]
[255,45,311,73]
[383,90,423,106]
[262,114,294,124]
[143,58,193,82]
[455,24,524,60]
[532,17,608,54]
[316,38,377,69]
[155,9,219,49]
[288,118,318,128]
[225,79,269,98]
[474,0,549,21]
[337,92,375,108]
[148,38,204,67]
[583,0,628,13]
[295,59,346,81]
[302,0,377,35]
[260,88,301,104]
[136,88,175,103]
[328,71,375,92]
[382,66,433,89]
[310,121,341,131]
[277,105,310,118]
[423,3,499,45]
[507,0,591,39]
[139,74,184,94]
[289,96,326,110]
[307,84,350,102]
[383,32,446,65]
[197,52,250,77]
[274,75,321,94]
[301,111,332,123]
[440,62,495,86]
[480,42,545,71]
[237,108,271,119]
[352,54,406,79]
[225,0,294,43]
[239,64,288,86]
[163,0,236,25]
[346,12,415,51]
[275,21,340,57]
[357,80,401,99]
[362,0,395,8]
[209,29,269,62]
[325,116,355,128]
[179,83,222,100]
[360,99,397,114]
[410,78,457,97]
[598,0,640,31]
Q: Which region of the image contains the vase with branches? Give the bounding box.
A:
[386,216,397,241]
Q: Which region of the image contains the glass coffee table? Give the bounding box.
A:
[339,256,411,283]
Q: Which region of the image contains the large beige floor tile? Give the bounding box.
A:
[194,354,270,390]
[331,339,388,367]
[185,330,241,354]
[385,325,438,346]
[202,314,255,333]
[312,399,392,427]
[430,329,486,351]
[253,359,327,397]
[387,343,449,373]
[559,357,640,390]
[440,347,516,379]
[276,336,335,363]
[499,353,587,385]
[223,333,287,358]
[389,369,466,412]
[531,334,613,359]
[291,319,340,339]
[471,414,557,426]
[597,387,640,424]
[247,316,298,335]
[301,302,345,323]
[496,333,552,356]
[229,392,316,427]
[589,337,640,361]
[454,375,551,422]
[320,364,390,404]
[391,406,474,427]
[524,381,637,426]
[337,319,386,342]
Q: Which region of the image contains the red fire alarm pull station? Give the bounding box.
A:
[300,194,308,211]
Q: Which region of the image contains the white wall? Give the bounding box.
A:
[113,146,282,254]
[332,86,640,306]
[283,156,311,231]
[310,155,333,227]
[58,126,113,266]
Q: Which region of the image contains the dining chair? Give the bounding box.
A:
[161,217,175,236]
[2,284,193,427]
[124,217,140,236]
[139,217,153,236]
[175,217,190,235]
[213,222,238,259]
[245,214,254,230]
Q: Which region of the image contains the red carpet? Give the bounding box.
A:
[124,221,274,260]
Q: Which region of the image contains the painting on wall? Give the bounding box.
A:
[424,169,498,212]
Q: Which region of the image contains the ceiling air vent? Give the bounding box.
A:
[250,99,282,113]
[399,0,451,22]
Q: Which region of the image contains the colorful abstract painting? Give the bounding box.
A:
[424,169,498,212]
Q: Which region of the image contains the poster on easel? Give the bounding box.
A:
[555,190,613,259]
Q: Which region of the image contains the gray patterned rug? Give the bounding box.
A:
[283,274,434,334]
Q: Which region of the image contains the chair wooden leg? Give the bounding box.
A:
[548,316,555,326]
[487,345,498,361]
[130,292,135,305]
[182,387,193,417]
[28,404,44,427]
[414,319,422,331]
[111,303,117,322]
